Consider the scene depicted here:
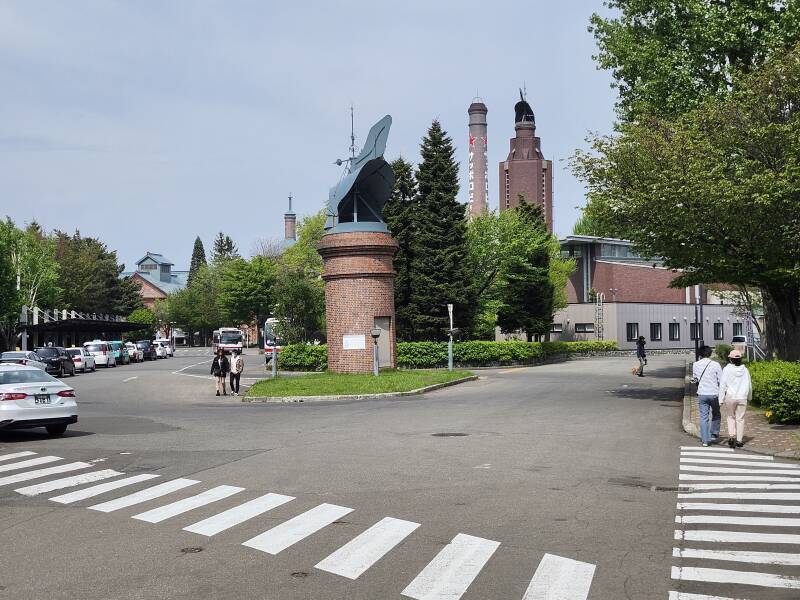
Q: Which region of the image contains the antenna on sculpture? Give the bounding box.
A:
[334,105,359,173]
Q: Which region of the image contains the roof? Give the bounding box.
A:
[559,235,632,246]
[122,270,189,295]
[136,252,174,266]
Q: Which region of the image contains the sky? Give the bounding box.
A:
[0,1,618,271]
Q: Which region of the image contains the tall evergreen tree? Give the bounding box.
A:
[383,157,418,340]
[188,236,207,285]
[211,232,240,263]
[406,121,474,340]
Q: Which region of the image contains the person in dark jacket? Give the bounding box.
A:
[636,336,647,377]
[210,349,230,396]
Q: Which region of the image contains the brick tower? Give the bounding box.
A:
[467,98,489,216]
[284,193,296,242]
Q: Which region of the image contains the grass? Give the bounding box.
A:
[246,369,474,397]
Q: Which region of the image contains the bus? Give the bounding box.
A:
[212,328,244,354]
[264,318,284,357]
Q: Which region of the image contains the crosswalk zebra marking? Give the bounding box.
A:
[676,514,800,527]
[680,452,772,461]
[400,533,500,600]
[15,469,123,496]
[674,547,800,566]
[132,485,244,523]
[678,492,800,500]
[679,483,800,490]
[0,462,91,486]
[183,492,295,537]
[669,591,750,599]
[680,446,733,452]
[672,565,800,589]
[680,458,800,469]
[680,466,800,476]
[678,502,800,514]
[0,451,36,462]
[242,503,353,555]
[679,474,800,482]
[0,455,62,473]
[315,516,420,580]
[50,474,160,504]
[521,552,595,600]
[675,529,800,545]
[88,478,200,513]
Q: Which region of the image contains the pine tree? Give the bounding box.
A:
[383,157,418,340]
[188,236,207,285]
[406,121,474,341]
[211,232,240,263]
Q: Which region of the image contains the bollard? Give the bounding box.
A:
[272,345,277,378]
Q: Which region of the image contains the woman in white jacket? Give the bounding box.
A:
[718,349,752,448]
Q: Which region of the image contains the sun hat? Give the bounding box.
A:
[728,349,742,359]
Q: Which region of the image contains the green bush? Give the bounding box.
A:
[748,361,800,423]
[277,340,618,371]
[715,343,732,362]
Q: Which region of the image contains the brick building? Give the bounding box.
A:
[122,253,188,309]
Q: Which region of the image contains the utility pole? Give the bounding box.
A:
[447,304,454,371]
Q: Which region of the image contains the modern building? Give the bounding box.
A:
[498,91,553,231]
[123,253,188,309]
[467,99,489,217]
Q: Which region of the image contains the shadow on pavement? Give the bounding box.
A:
[0,428,95,442]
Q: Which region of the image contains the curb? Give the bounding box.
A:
[242,375,479,404]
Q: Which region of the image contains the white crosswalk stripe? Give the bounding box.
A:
[680,474,800,482]
[674,547,800,566]
[680,465,800,476]
[184,492,295,536]
[676,514,800,527]
[15,469,123,496]
[521,553,596,600]
[672,565,800,589]
[668,592,750,600]
[88,478,200,513]
[0,455,62,473]
[679,502,800,514]
[400,533,500,600]
[132,485,244,523]
[679,483,800,490]
[681,452,773,460]
[681,457,800,469]
[676,528,800,544]
[0,451,36,462]
[680,446,733,452]
[0,461,91,486]
[678,491,800,500]
[50,474,160,504]
[242,503,354,555]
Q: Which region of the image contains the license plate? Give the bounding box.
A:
[34,394,52,405]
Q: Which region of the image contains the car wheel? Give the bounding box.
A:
[45,424,68,436]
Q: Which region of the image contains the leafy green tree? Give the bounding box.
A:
[0,222,21,351]
[211,232,240,263]
[7,220,61,310]
[281,210,326,276]
[573,45,800,359]
[217,256,277,326]
[188,236,207,285]
[115,276,145,315]
[272,267,325,344]
[591,0,800,121]
[572,210,603,236]
[126,307,156,340]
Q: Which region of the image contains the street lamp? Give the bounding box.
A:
[370,328,382,376]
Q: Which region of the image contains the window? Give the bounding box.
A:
[575,323,594,333]
[714,322,724,340]
[550,323,563,333]
[690,323,700,341]
[733,322,743,337]
[669,323,680,341]
[626,323,639,341]
[139,263,157,271]
[650,323,662,341]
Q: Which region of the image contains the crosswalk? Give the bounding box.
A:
[669,445,800,598]
[0,449,597,599]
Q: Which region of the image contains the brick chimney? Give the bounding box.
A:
[284,193,297,242]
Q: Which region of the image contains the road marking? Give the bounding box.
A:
[668,592,749,600]
[50,474,160,504]
[675,529,800,544]
[680,484,800,490]
[521,553,596,600]
[122,376,137,383]
[400,533,500,600]
[316,516,420,580]
[677,514,800,527]
[672,565,800,589]
[681,452,772,461]
[680,466,800,476]
[132,485,244,523]
[15,469,123,496]
[680,446,732,452]
[0,451,36,462]
[680,474,800,482]
[678,502,800,514]
[0,462,91,486]
[172,359,213,376]
[184,492,295,536]
[678,492,800,500]
[674,547,800,566]
[0,455,61,473]
[242,503,354,555]
[680,458,800,469]
[88,478,199,513]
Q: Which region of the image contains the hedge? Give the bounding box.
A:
[278,340,619,371]
[748,361,800,424]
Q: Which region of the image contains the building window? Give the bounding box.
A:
[626,323,639,341]
[550,323,563,333]
[669,322,680,341]
[575,323,594,333]
[139,263,157,271]
[713,322,724,340]
[650,323,662,341]
[690,323,701,341]
[733,322,743,337]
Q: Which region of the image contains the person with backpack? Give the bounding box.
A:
[635,336,647,377]
[229,349,244,397]
[692,345,723,446]
[210,349,230,396]
[719,349,752,448]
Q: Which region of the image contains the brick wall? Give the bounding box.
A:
[591,261,687,303]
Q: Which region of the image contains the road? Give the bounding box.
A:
[1,352,797,599]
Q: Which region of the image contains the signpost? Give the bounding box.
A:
[447,303,454,372]
[371,328,381,377]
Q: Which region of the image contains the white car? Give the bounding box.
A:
[0,364,78,436]
[66,347,96,373]
[125,342,143,363]
[83,341,117,368]
[154,342,168,359]
[0,351,48,372]
[155,339,174,357]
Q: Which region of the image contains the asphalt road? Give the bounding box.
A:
[1,352,795,599]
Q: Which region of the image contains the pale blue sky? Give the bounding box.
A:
[0,1,616,270]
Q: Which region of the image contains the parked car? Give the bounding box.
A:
[0,351,48,372]
[154,339,174,357]
[0,363,78,435]
[34,346,76,377]
[83,341,117,368]
[153,341,168,359]
[109,341,130,365]
[125,341,143,363]
[65,347,96,373]
[136,340,157,361]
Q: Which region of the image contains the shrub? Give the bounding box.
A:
[715,344,732,362]
[748,361,800,423]
[278,344,327,371]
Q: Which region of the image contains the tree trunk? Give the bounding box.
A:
[761,284,800,361]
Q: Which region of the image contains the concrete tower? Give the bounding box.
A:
[284,193,297,242]
[467,98,489,216]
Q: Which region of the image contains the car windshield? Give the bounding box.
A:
[84,344,103,353]
[66,349,82,357]
[110,342,121,350]
[0,369,59,384]
[220,333,242,343]
[136,341,150,348]
[0,352,26,359]
[36,348,59,358]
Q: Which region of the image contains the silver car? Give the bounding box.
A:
[0,364,78,436]
[0,351,48,372]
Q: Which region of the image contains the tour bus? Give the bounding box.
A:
[212,327,244,354]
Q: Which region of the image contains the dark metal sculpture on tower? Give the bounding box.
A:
[514,89,535,124]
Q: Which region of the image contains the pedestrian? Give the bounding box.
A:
[692,345,722,447]
[636,336,647,377]
[719,349,752,448]
[230,349,244,397]
[210,349,230,396]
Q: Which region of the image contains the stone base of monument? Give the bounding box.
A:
[318,231,399,374]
